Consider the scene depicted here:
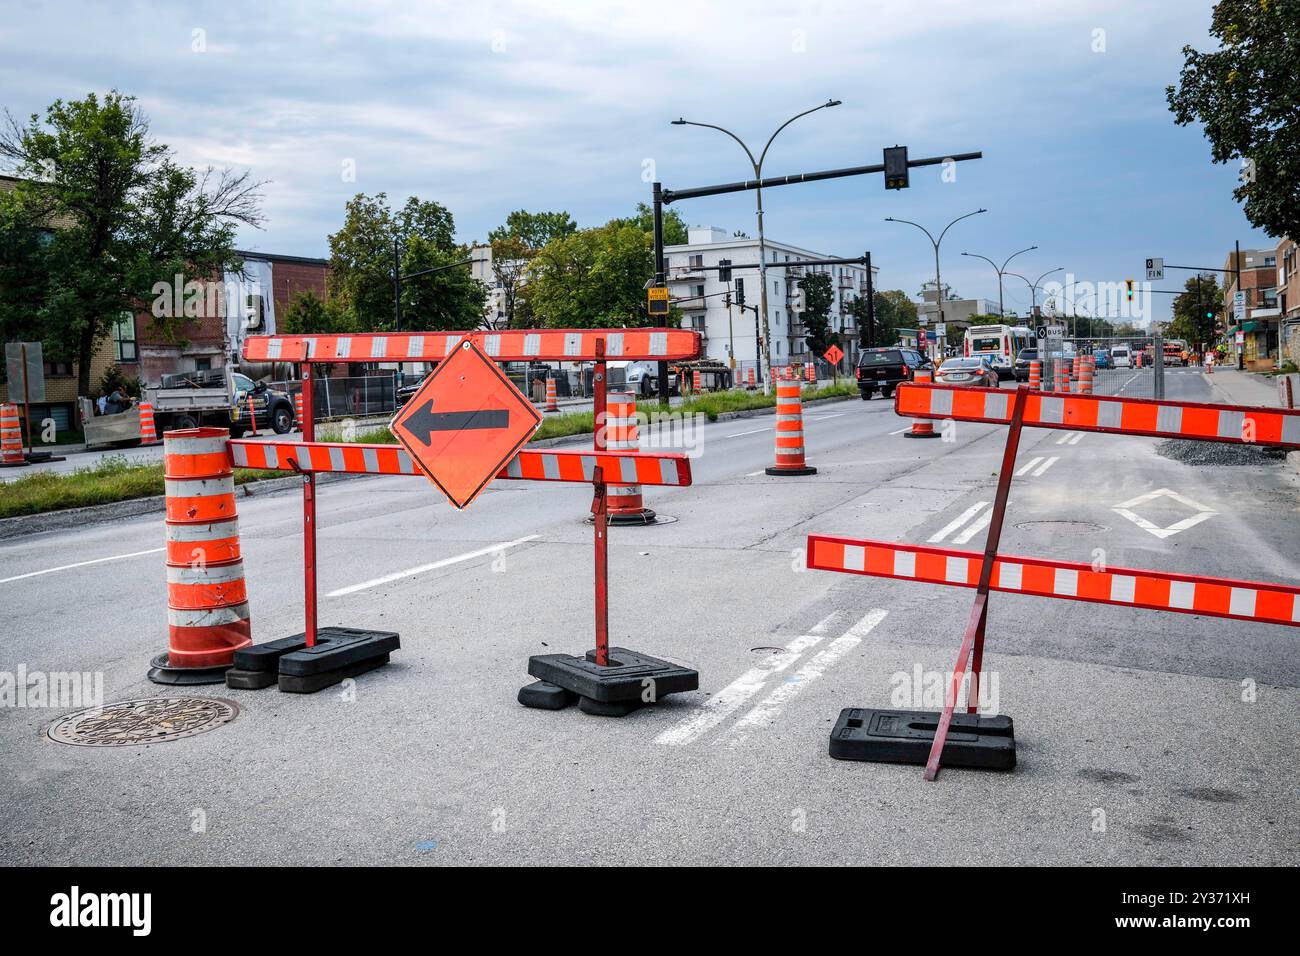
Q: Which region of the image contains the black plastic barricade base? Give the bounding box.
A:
[517,680,579,710]
[225,626,399,694]
[829,708,1016,770]
[764,465,818,476]
[523,646,698,715]
[147,653,231,686]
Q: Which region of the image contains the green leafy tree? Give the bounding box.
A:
[1168,274,1222,348]
[798,272,837,355]
[487,209,576,249]
[1167,1,1300,239]
[853,289,918,347]
[610,202,688,245]
[525,222,655,328]
[326,192,485,331]
[281,289,355,336]
[0,91,263,395]
[485,210,575,329]
[966,313,1006,327]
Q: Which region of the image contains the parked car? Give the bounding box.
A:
[936,356,998,388]
[855,347,933,400]
[1111,346,1132,369]
[1013,348,1038,382]
[1093,349,1111,370]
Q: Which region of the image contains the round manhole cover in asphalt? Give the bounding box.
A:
[47,697,239,747]
[1013,520,1107,535]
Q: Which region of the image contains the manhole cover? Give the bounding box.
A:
[47,697,239,747]
[1014,520,1106,535]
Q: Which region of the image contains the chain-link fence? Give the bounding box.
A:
[272,374,397,419]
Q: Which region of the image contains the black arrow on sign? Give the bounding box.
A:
[403,401,509,443]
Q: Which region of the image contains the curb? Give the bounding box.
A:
[0,472,358,542]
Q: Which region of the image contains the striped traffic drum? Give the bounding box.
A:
[148,427,252,685]
[766,383,818,474]
[602,391,656,524]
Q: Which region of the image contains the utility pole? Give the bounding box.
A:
[864,250,875,349]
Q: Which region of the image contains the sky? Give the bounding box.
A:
[0,0,1274,324]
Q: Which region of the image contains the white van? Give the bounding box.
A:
[1111,346,1132,369]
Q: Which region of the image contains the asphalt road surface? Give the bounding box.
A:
[2,369,1297,865]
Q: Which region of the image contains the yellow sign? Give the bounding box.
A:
[647,285,670,315]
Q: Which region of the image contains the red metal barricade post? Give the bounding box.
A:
[807,380,1300,780]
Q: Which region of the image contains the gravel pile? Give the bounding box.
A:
[1157,439,1290,466]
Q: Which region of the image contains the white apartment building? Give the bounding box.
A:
[663,226,877,373]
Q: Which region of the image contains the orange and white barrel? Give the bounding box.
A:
[137,400,161,445]
[0,403,27,467]
[294,391,304,428]
[149,427,251,684]
[693,369,702,393]
[602,391,656,524]
[1028,361,1041,389]
[545,375,559,412]
[905,370,940,439]
[747,368,756,388]
[1055,359,1071,394]
[805,362,815,383]
[765,383,818,475]
[1078,356,1095,394]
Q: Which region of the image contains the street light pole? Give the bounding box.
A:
[961,245,1037,319]
[672,100,841,393]
[885,209,987,359]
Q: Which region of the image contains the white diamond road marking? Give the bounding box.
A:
[1112,488,1218,539]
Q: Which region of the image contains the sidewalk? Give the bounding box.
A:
[1202,367,1289,409]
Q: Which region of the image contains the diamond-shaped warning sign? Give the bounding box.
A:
[390,338,542,509]
[823,344,844,365]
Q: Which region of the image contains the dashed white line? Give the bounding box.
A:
[326,535,540,597]
[0,547,166,586]
[952,509,993,545]
[726,427,769,438]
[1032,456,1060,477]
[889,426,912,435]
[727,609,888,741]
[1016,457,1043,477]
[1055,431,1083,445]
[928,501,988,543]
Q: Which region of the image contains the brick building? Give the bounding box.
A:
[1223,246,1280,370]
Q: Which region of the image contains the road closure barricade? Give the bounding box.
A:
[154,329,701,712]
[807,380,1300,780]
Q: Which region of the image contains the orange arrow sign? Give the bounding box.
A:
[389,338,542,509]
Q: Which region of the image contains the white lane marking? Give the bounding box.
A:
[1015,457,1043,477]
[745,469,766,477]
[1112,488,1217,539]
[326,535,540,596]
[952,509,993,545]
[727,609,888,741]
[805,413,844,422]
[928,501,988,543]
[889,426,911,435]
[1067,432,1084,445]
[726,427,769,438]
[1055,431,1077,445]
[654,632,828,746]
[1032,456,1060,477]
[0,547,166,585]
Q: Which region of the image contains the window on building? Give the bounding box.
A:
[112,314,137,362]
[693,284,705,299]
[43,361,73,377]
[689,254,704,269]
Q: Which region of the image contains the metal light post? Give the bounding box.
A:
[672,99,841,393]
[1006,267,1065,317]
[393,253,485,333]
[885,209,986,359]
[960,245,1037,319]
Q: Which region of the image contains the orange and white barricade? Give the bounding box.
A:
[149,427,252,685]
[766,383,817,476]
[0,403,27,467]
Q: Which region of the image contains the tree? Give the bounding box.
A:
[610,202,688,245]
[486,209,576,249]
[1168,274,1222,348]
[1167,1,1300,239]
[281,290,355,336]
[798,272,837,355]
[525,222,655,328]
[856,289,918,346]
[0,91,263,395]
[326,192,485,331]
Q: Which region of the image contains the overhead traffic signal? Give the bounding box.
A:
[884,146,909,190]
[734,277,745,307]
[718,258,732,283]
[1125,279,1134,301]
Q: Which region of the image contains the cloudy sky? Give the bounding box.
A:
[0,0,1270,322]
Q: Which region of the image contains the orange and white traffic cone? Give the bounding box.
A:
[149,427,252,685]
[246,393,259,436]
[1,403,28,467]
[1028,360,1041,389]
[905,370,941,439]
[545,375,559,412]
[601,390,656,524]
[137,400,162,446]
[693,369,702,393]
[294,391,304,429]
[765,383,817,475]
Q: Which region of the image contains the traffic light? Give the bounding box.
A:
[884,145,909,190]
[734,277,745,307]
[1205,307,1215,320]
[718,258,732,283]
[1125,279,1134,301]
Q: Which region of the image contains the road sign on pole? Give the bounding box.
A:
[823,344,844,365]
[1145,257,1164,281]
[647,285,670,316]
[389,338,543,509]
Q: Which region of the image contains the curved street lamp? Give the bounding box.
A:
[885,209,987,356]
[1005,267,1065,318]
[960,245,1037,319]
[672,99,841,392]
